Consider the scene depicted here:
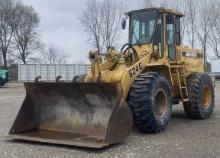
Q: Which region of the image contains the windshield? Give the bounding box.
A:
[129,10,158,45]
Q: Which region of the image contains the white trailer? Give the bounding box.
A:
[211,59,220,73]
[18,64,90,82]
[211,59,220,79]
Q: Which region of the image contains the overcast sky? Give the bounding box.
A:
[22,0,142,64]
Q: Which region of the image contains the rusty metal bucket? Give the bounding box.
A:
[9,82,133,148]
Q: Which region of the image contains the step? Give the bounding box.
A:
[182,98,189,102]
[175,75,186,78]
[171,73,178,76]
[181,86,187,89]
[170,65,182,68]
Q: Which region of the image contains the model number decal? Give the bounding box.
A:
[129,63,143,78]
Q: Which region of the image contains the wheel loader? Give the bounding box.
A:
[9,7,215,148]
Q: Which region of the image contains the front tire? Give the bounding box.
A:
[183,73,215,119]
[128,72,172,133]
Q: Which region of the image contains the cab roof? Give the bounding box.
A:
[126,7,184,17]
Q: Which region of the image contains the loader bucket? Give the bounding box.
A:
[9,82,133,148]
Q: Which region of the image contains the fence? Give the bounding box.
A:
[18,64,90,82]
[7,65,18,81]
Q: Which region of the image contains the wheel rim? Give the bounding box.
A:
[202,86,212,109]
[155,89,168,118]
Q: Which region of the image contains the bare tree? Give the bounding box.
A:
[101,0,124,49]
[80,0,103,52]
[143,0,169,8]
[80,0,125,53]
[12,4,40,64]
[143,0,156,8]
[196,1,215,64]
[185,0,197,48]
[39,44,69,64]
[210,2,220,59]
[0,0,18,68]
[0,52,2,65]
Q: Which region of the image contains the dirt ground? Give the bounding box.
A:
[0,82,220,158]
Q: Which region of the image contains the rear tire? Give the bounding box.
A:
[128,72,172,133]
[183,73,215,119]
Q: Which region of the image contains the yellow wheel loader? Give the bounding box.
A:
[9,8,215,148]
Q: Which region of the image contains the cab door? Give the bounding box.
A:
[166,14,176,61]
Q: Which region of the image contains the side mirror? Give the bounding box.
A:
[122,19,126,30]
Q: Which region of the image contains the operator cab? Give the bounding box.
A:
[123,8,183,61]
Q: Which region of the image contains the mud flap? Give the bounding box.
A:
[9,82,133,148]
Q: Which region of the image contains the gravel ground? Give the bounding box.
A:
[0,82,220,158]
